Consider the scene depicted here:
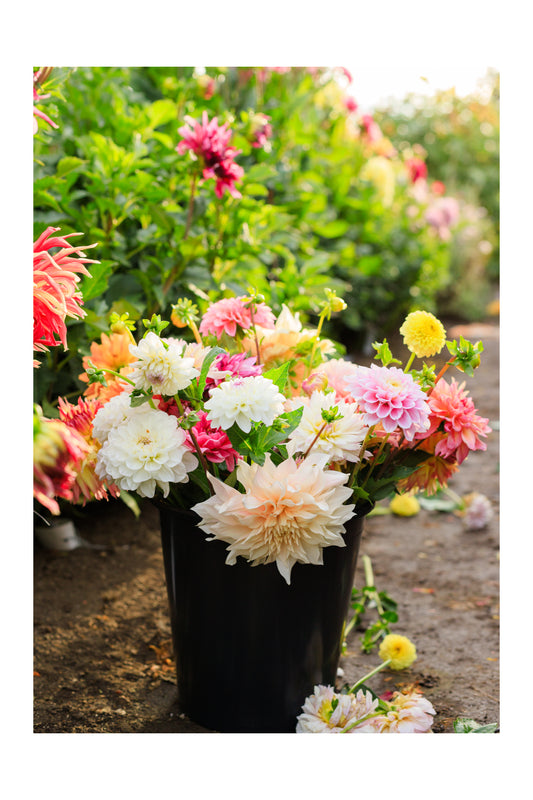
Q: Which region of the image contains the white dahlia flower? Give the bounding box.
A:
[95,406,197,498]
[296,686,378,733]
[203,375,285,433]
[192,454,355,584]
[287,391,368,463]
[129,331,199,396]
[366,690,436,733]
[91,388,139,445]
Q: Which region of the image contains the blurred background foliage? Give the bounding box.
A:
[34,66,499,411]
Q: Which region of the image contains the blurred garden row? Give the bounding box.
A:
[33,66,499,414]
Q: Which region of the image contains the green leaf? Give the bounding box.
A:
[196,346,225,397]
[80,260,115,301]
[262,361,291,392]
[118,491,141,518]
[312,220,350,238]
[56,156,86,177]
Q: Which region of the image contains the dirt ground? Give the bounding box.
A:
[33,320,500,734]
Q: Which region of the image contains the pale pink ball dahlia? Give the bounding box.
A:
[345,364,430,440]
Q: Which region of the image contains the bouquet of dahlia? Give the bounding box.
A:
[47,291,490,585]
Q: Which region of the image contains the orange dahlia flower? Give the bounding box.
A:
[79,332,136,402]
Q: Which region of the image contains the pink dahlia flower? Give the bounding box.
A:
[426,379,491,464]
[345,364,430,440]
[205,352,263,389]
[360,114,382,143]
[33,227,98,363]
[185,411,240,472]
[34,408,91,515]
[405,157,428,184]
[425,197,460,240]
[199,296,275,340]
[33,85,59,134]
[176,111,244,198]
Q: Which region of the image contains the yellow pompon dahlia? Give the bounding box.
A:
[378,634,417,670]
[400,311,446,359]
[389,493,420,517]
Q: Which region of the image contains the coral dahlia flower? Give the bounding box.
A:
[397,433,459,495]
[58,396,120,504]
[192,454,355,584]
[296,686,378,733]
[346,364,430,440]
[427,379,491,464]
[33,227,98,364]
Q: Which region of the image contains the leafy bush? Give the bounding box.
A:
[34,66,464,407]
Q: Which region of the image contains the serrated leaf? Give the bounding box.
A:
[262,361,291,392]
[80,260,115,301]
[56,156,86,177]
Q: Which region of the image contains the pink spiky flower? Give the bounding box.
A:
[176,111,244,198]
[58,396,120,504]
[345,364,430,440]
[33,227,98,365]
[199,296,275,340]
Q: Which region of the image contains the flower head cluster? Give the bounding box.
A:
[33,227,97,364]
[287,391,368,464]
[346,364,430,440]
[204,375,285,433]
[58,396,120,504]
[367,690,436,733]
[199,296,275,340]
[426,378,491,464]
[177,111,244,198]
[400,310,447,358]
[378,634,417,670]
[193,454,355,584]
[33,406,90,515]
[296,686,378,733]
[95,405,198,498]
[129,332,200,396]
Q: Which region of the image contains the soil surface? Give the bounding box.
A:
[33,321,500,734]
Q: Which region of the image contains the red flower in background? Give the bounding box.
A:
[177,111,244,198]
[405,157,428,183]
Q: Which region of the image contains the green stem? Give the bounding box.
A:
[348,659,391,694]
[348,426,375,487]
[361,433,390,489]
[162,172,198,297]
[306,309,327,377]
[404,352,415,373]
[363,555,384,615]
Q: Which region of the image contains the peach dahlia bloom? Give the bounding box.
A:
[192,454,355,584]
[79,331,136,402]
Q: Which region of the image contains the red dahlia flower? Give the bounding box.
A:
[33,227,98,364]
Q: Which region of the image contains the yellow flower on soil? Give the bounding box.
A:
[399,310,446,358]
[389,493,420,517]
[378,634,417,670]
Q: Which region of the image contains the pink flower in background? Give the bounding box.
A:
[250,113,272,149]
[360,114,382,143]
[405,157,428,184]
[431,180,446,195]
[463,492,494,530]
[33,77,58,134]
[338,67,353,84]
[425,197,460,240]
[344,96,358,113]
[199,296,275,339]
[177,111,244,198]
[315,358,361,402]
[185,411,240,472]
[426,379,491,464]
[33,227,98,363]
[346,364,430,440]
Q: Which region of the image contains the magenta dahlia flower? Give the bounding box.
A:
[185,411,240,472]
[206,352,263,389]
[199,296,275,340]
[345,364,430,440]
[176,111,244,198]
